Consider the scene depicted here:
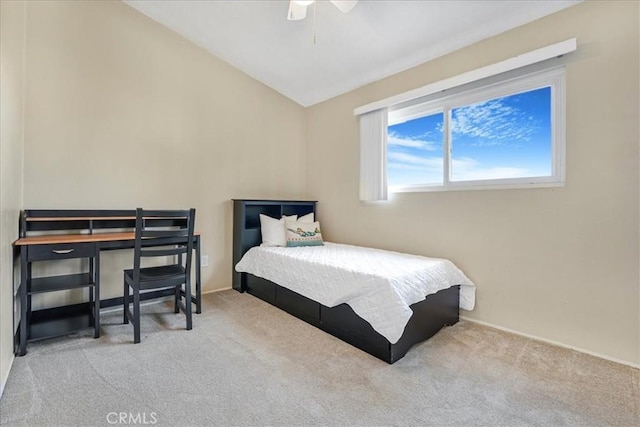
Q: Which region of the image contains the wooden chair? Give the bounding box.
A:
[123,208,196,343]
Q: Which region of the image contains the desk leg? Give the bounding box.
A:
[18,249,28,356]
[195,238,201,314]
[94,250,100,338]
[26,262,32,321]
[89,256,94,320]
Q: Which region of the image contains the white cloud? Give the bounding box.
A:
[389,154,529,178]
[387,132,438,151]
[451,157,530,181]
[388,150,535,185]
[388,152,442,168]
[451,97,537,146]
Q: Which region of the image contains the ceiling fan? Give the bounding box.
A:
[287,0,358,21]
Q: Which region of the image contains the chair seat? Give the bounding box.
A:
[124,264,186,290]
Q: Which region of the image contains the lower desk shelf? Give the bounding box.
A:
[28,273,95,294]
[28,303,95,342]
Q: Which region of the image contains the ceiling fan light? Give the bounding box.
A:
[287,0,358,22]
[329,0,358,14]
[287,1,308,20]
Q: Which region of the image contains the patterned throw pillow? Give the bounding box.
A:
[285,220,324,247]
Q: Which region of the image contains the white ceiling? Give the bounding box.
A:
[124,0,580,107]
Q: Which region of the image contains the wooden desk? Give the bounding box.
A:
[13,210,202,356]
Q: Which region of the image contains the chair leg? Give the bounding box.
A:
[123,275,129,325]
[133,287,141,344]
[174,285,180,313]
[184,280,192,331]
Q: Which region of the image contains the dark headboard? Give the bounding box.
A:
[232,199,317,292]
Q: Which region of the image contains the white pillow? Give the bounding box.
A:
[260,214,296,247]
[298,212,314,223]
[285,220,324,247]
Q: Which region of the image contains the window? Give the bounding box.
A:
[387,67,565,192]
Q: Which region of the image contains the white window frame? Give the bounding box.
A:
[387,66,566,193]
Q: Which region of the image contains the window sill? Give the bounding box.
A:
[390,179,565,193]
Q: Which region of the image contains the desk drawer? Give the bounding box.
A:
[28,243,96,261]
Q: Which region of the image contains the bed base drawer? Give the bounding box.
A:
[246,275,276,305]
[247,275,321,327]
[277,286,320,327]
[240,273,460,364]
[320,304,390,359]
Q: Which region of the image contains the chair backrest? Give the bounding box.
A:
[132,208,196,283]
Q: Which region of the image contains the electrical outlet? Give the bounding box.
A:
[201,255,209,267]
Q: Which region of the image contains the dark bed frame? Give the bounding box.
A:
[232,199,459,364]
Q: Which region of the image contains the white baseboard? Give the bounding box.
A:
[100,286,233,314]
[101,298,169,314]
[202,286,231,295]
[0,354,15,400]
[459,315,640,370]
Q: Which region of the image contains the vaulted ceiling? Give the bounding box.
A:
[124,0,581,107]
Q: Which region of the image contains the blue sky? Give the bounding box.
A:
[388,86,552,186]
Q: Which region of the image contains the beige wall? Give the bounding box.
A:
[21,0,306,307]
[305,1,640,365]
[0,1,25,396]
[1,0,637,389]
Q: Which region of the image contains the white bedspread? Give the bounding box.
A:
[234,242,476,344]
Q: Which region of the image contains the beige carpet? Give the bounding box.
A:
[1,290,638,426]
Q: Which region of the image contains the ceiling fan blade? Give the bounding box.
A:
[329,0,358,14]
[287,1,308,21]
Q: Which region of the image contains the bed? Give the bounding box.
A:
[232,199,476,364]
